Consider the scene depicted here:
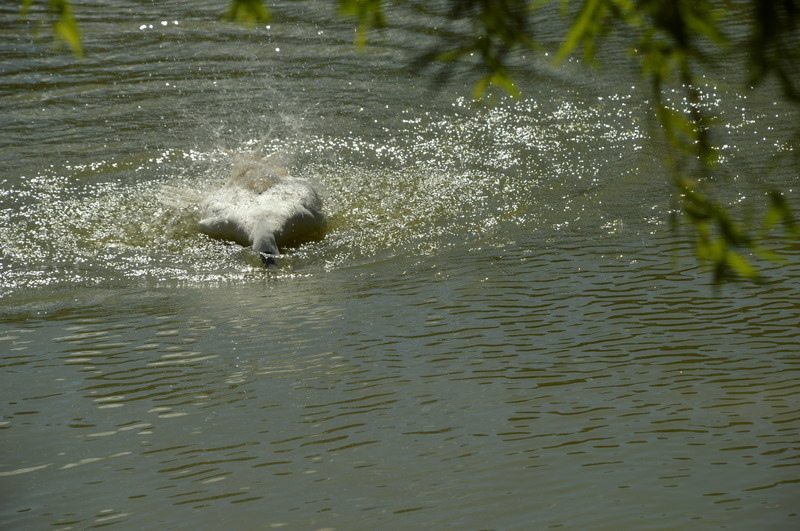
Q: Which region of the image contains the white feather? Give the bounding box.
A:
[196,155,325,265]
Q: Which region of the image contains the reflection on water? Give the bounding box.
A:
[2,247,799,528]
[1,0,799,528]
[2,92,655,294]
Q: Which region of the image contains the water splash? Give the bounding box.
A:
[3,86,789,298]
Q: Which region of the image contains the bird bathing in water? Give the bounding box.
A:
[197,151,326,266]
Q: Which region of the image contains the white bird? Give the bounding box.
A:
[197,153,326,266]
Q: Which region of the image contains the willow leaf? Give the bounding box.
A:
[555,0,602,64]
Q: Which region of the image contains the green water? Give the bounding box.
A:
[1,1,798,529]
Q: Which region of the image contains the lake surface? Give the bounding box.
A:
[1,1,799,529]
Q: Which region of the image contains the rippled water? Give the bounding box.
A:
[2,1,799,529]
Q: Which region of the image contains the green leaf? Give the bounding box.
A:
[470,69,520,100]
[681,1,727,46]
[657,103,700,150]
[763,191,798,235]
[491,70,521,98]
[472,74,492,100]
[49,0,82,56]
[223,0,270,26]
[555,0,602,64]
[20,0,34,17]
[724,249,758,280]
[338,0,386,47]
